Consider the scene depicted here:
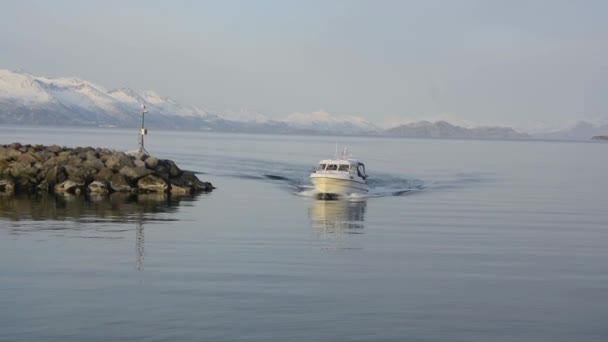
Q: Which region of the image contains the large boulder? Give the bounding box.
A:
[179,171,215,192]
[0,177,15,194]
[42,155,65,169]
[34,150,56,163]
[9,161,38,179]
[55,180,84,195]
[7,149,22,160]
[65,165,97,184]
[57,150,71,158]
[45,165,68,189]
[119,166,153,181]
[83,158,105,171]
[110,173,133,193]
[104,153,134,170]
[17,152,39,165]
[169,178,193,195]
[94,167,115,182]
[137,175,168,193]
[48,145,63,154]
[0,159,9,173]
[88,180,110,194]
[156,159,182,178]
[133,159,146,168]
[144,156,159,169]
[85,150,99,161]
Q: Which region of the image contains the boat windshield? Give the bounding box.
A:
[357,163,367,178]
[317,163,327,171]
[326,164,338,171]
[338,164,350,172]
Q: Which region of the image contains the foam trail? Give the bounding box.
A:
[295,188,318,198]
[184,154,430,199]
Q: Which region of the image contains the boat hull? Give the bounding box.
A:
[310,175,368,197]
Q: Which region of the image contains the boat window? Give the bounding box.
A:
[326,164,338,171]
[317,163,327,171]
[338,164,349,172]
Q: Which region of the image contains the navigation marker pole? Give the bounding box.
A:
[137,104,149,157]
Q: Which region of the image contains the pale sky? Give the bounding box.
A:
[1,0,607,130]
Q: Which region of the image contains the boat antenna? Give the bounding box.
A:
[334,141,338,159]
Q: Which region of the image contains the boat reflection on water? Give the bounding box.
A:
[0,192,203,270]
[308,198,367,250]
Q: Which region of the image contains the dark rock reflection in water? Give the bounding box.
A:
[0,193,204,271]
[0,193,200,224]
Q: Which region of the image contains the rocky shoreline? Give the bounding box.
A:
[0,143,214,196]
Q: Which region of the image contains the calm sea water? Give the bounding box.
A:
[1,126,608,342]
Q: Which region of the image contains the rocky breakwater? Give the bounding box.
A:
[0,143,214,196]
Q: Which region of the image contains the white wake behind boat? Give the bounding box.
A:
[310,148,369,198]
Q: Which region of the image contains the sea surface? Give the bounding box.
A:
[1,126,607,342]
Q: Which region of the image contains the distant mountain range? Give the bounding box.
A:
[385,120,529,139]
[530,121,608,141]
[0,69,603,140]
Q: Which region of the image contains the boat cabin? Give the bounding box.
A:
[315,159,367,179]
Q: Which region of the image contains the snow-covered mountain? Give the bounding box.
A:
[0,69,224,128]
[1,69,546,138]
[0,69,379,134]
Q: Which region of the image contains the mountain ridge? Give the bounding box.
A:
[385,120,530,140]
[0,69,378,134]
[0,68,568,139]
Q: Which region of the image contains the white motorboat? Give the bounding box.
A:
[310,148,369,198]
